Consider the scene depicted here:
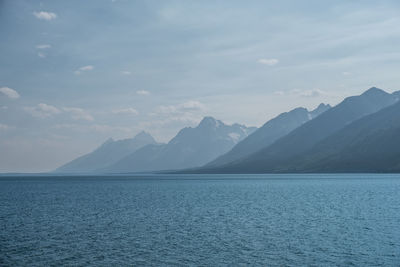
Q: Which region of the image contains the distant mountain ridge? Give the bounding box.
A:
[272,100,400,172]
[55,131,157,173]
[103,117,256,172]
[56,87,400,174]
[191,87,400,173]
[206,103,331,167]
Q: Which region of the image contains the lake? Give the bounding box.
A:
[1,174,399,266]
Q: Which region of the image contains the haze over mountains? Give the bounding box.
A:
[56,87,400,174]
[207,103,331,167]
[192,87,400,173]
[56,131,157,173]
[57,117,256,173]
[283,101,400,172]
[103,117,256,172]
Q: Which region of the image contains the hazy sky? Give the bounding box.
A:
[1,0,400,172]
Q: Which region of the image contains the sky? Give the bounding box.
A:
[1,0,400,172]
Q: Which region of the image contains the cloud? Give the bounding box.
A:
[112,107,139,115]
[274,88,329,98]
[273,91,285,96]
[53,123,134,134]
[24,103,61,118]
[136,90,150,95]
[36,45,50,58]
[74,65,94,75]
[141,113,203,129]
[63,107,94,121]
[89,124,132,133]
[291,88,327,98]
[122,71,131,75]
[79,65,94,71]
[0,123,11,131]
[0,87,20,99]
[153,100,205,116]
[36,44,51,49]
[180,100,206,110]
[148,100,206,128]
[33,11,57,21]
[24,103,94,121]
[342,71,352,76]
[258,58,279,66]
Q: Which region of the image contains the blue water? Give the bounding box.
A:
[1,174,400,266]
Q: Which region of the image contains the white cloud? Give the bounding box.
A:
[291,88,327,98]
[24,103,61,118]
[74,65,94,75]
[38,52,46,58]
[33,11,57,21]
[0,123,10,131]
[141,114,202,129]
[38,103,60,113]
[36,44,51,49]
[147,100,206,129]
[24,103,94,121]
[274,88,329,98]
[63,107,94,121]
[342,71,352,76]
[0,87,20,99]
[180,100,205,110]
[53,123,134,135]
[122,71,131,75]
[112,107,139,115]
[136,90,150,95]
[80,65,94,71]
[154,105,177,114]
[258,58,279,66]
[153,100,205,116]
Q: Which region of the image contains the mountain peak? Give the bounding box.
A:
[135,130,151,138]
[133,131,156,142]
[362,87,386,96]
[198,116,221,128]
[291,107,308,112]
[310,103,331,118]
[316,103,331,109]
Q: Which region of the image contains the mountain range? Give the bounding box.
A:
[279,100,400,172]
[56,87,400,174]
[191,87,400,173]
[57,117,256,173]
[55,131,157,173]
[102,117,256,172]
[206,103,331,167]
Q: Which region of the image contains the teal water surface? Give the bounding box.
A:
[1,174,400,266]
